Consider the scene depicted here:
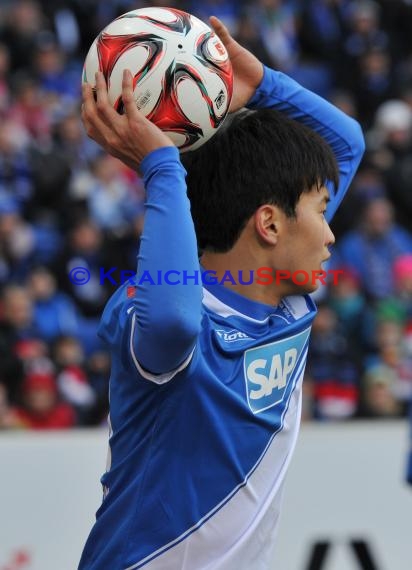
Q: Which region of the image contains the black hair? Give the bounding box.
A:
[181,108,339,252]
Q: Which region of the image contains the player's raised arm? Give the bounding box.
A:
[82,71,202,379]
[210,17,365,223]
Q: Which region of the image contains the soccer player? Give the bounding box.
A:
[79,17,365,570]
[407,401,412,486]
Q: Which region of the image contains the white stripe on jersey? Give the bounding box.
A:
[125,349,307,570]
[202,289,310,323]
[202,288,277,323]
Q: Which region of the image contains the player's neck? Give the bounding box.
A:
[201,245,288,307]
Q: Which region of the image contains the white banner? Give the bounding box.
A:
[0,431,107,570]
[0,422,411,570]
[275,421,412,570]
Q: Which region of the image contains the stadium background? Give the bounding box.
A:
[0,1,411,569]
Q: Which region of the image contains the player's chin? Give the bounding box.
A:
[288,265,327,295]
[289,279,318,296]
[299,282,319,295]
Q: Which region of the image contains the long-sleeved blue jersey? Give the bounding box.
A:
[79,66,365,570]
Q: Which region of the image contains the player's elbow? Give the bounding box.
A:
[132,306,202,374]
[156,308,202,351]
[348,118,366,164]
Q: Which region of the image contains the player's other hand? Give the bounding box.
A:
[82,70,174,171]
[209,16,264,113]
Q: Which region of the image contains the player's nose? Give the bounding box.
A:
[325,221,335,247]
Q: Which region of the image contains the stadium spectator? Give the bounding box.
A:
[343,1,388,63]
[248,0,299,71]
[377,254,412,327]
[38,0,82,57]
[57,364,95,424]
[297,0,350,72]
[0,382,20,428]
[0,121,33,211]
[362,314,412,416]
[0,43,11,115]
[187,0,240,34]
[14,337,53,377]
[351,47,396,129]
[52,218,110,319]
[0,284,39,340]
[333,197,412,301]
[0,203,37,283]
[52,334,96,424]
[377,0,412,63]
[86,154,144,234]
[8,74,52,143]
[26,265,82,342]
[13,370,75,429]
[234,13,276,69]
[328,267,375,361]
[84,349,110,425]
[305,303,360,420]
[294,0,351,97]
[53,108,100,175]
[368,99,412,230]
[0,0,49,73]
[32,33,81,103]
[362,362,403,417]
[329,160,386,238]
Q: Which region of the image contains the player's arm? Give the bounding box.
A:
[82,71,202,380]
[246,69,365,222]
[210,17,365,223]
[129,146,202,381]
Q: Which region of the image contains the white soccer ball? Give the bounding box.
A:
[82,7,233,152]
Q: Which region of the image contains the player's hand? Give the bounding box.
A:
[209,16,264,113]
[81,70,174,171]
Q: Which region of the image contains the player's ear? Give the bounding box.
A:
[253,204,282,246]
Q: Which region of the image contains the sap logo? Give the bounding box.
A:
[247,348,297,399]
[244,328,311,414]
[216,329,251,343]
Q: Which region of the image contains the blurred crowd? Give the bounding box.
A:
[0,0,412,429]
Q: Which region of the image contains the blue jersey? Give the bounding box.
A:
[79,66,364,570]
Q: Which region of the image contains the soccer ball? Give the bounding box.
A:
[82,7,233,152]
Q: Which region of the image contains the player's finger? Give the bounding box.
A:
[81,81,99,130]
[209,16,234,48]
[81,78,113,145]
[81,80,95,111]
[121,69,146,124]
[94,71,120,125]
[121,69,137,116]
